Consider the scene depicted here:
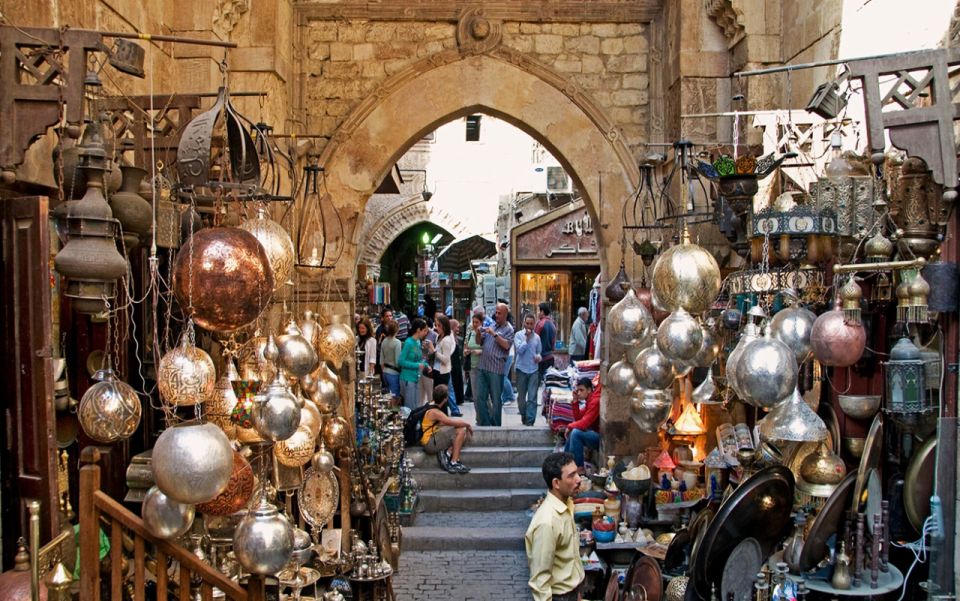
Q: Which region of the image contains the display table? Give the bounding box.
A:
[790,564,903,597]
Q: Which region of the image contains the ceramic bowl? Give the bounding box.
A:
[838,395,881,420]
[593,528,616,543]
[614,475,651,497]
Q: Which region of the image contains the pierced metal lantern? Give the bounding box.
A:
[884,337,934,431]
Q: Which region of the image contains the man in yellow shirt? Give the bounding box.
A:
[525,452,584,601]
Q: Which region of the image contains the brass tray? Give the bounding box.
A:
[690,466,794,599]
[797,471,856,572]
[851,413,883,515]
[626,555,662,601]
[685,507,714,576]
[904,433,936,533]
[298,468,340,528]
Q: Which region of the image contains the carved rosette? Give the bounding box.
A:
[456,7,503,54]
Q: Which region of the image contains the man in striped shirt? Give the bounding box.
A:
[474,302,515,426]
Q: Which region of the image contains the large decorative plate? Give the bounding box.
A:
[690,466,794,599]
[797,471,856,571]
[817,401,841,455]
[904,433,936,533]
[298,468,339,528]
[721,538,762,601]
[851,414,883,515]
[626,555,662,601]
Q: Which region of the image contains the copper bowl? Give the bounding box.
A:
[842,437,866,459]
[838,395,881,420]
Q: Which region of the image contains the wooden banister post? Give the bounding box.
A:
[247,575,266,601]
[79,447,103,601]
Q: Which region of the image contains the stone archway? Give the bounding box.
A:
[315,46,640,287]
[357,197,470,278]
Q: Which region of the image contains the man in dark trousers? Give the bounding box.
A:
[535,302,557,381]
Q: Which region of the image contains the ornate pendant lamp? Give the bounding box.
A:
[296,155,344,272]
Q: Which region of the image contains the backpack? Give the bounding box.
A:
[403,404,432,446]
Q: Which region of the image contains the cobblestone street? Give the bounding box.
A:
[392,550,531,601]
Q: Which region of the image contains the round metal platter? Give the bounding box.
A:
[626,555,663,601]
[298,468,339,528]
[690,466,795,599]
[664,528,692,572]
[904,433,937,533]
[797,471,856,572]
[721,537,762,601]
[685,508,714,576]
[851,413,883,515]
[817,401,841,455]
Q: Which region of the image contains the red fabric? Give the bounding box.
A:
[569,385,601,432]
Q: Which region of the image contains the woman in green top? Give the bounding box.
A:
[379,319,402,401]
[463,313,484,401]
[399,318,431,410]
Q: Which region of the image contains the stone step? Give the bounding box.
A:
[406,445,556,469]
[402,526,526,551]
[418,488,544,512]
[416,466,544,490]
[464,426,555,447]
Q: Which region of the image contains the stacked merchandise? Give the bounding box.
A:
[542,366,575,433]
[571,358,601,383]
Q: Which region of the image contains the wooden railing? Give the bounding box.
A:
[79,447,266,601]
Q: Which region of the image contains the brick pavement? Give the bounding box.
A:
[392,550,532,601]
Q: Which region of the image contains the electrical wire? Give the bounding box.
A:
[889,514,934,601]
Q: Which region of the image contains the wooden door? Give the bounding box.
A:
[0,195,58,566]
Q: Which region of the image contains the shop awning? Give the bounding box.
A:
[436,235,496,273]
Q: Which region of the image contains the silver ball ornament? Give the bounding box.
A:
[606,359,638,397]
[632,345,676,390]
[656,308,703,362]
[142,486,195,540]
[734,332,798,408]
[607,288,655,347]
[233,499,294,575]
[769,304,817,363]
[254,378,301,441]
[152,421,234,504]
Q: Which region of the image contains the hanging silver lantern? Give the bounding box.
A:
[885,337,934,431]
[606,358,638,397]
[691,368,721,404]
[77,362,142,443]
[656,308,703,362]
[630,387,672,432]
[233,498,294,575]
[158,336,216,407]
[205,359,239,439]
[607,288,655,347]
[691,322,720,368]
[769,299,817,363]
[311,445,335,473]
[810,301,865,367]
[317,317,356,370]
[651,227,721,315]
[759,388,828,443]
[254,375,302,442]
[735,330,798,408]
[239,205,295,292]
[142,486,195,540]
[311,362,340,414]
[152,421,234,504]
[726,322,759,399]
[298,310,322,351]
[300,399,322,438]
[276,320,319,377]
[632,344,676,390]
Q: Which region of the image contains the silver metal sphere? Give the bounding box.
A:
[769,304,817,363]
[152,421,234,504]
[312,448,336,473]
[233,499,294,575]
[630,388,673,432]
[606,359,638,396]
[142,486,195,540]
[254,379,302,441]
[725,323,759,400]
[735,333,798,408]
[632,345,676,390]
[277,321,319,377]
[608,288,655,347]
[656,308,703,362]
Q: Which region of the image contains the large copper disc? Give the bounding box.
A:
[173,227,274,332]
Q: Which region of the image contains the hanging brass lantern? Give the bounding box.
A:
[239,205,295,292]
[205,359,240,439]
[608,288,655,347]
[78,361,142,443]
[157,336,216,407]
[276,320,319,377]
[651,227,721,315]
[317,317,356,370]
[839,277,863,325]
[53,120,128,314]
[888,157,947,260]
[809,301,865,367]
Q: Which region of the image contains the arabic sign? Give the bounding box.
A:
[515,209,599,262]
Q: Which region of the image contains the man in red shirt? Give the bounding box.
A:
[563,377,601,471]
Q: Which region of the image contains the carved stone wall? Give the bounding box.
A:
[357,196,469,271]
[296,8,652,159]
